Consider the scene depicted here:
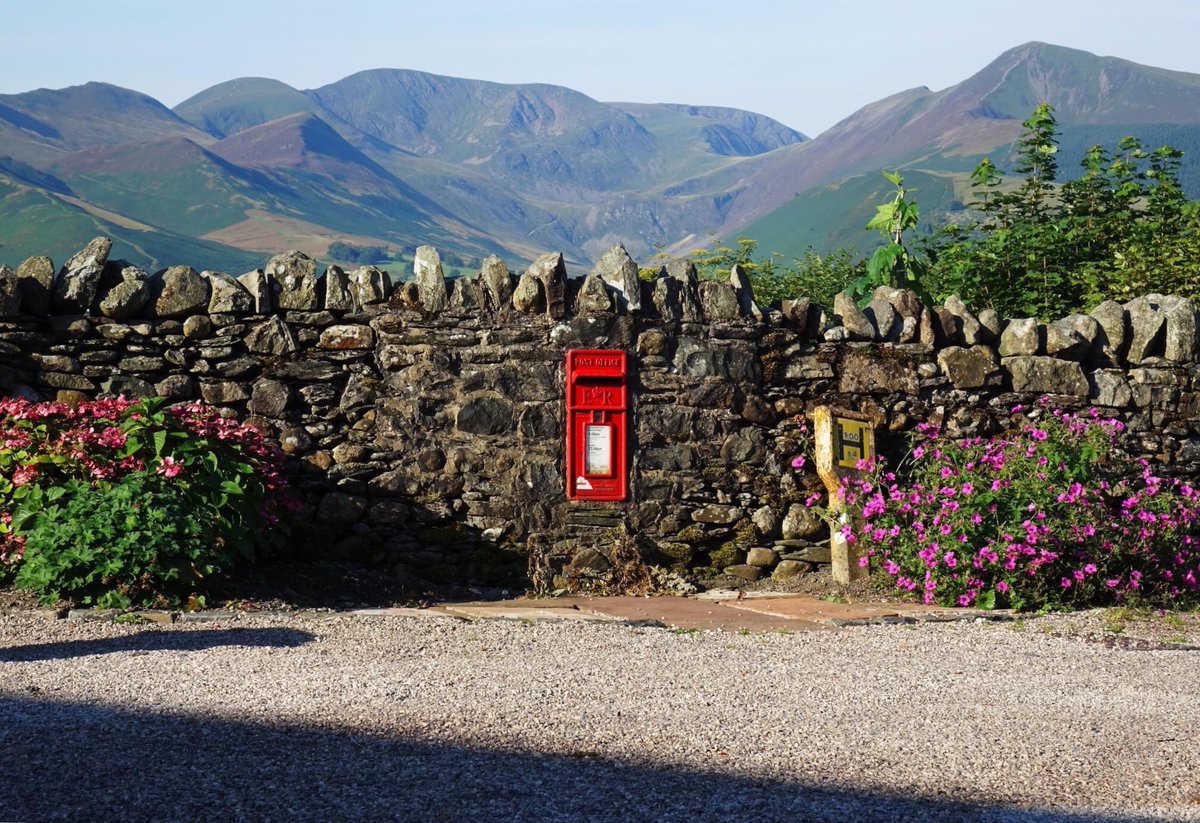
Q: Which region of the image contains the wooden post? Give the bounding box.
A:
[813,406,876,585]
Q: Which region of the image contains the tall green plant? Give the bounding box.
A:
[852,171,931,304]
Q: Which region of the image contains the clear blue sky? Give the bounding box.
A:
[4,0,1200,136]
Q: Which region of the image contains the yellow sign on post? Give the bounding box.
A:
[833,416,872,469]
[813,407,876,584]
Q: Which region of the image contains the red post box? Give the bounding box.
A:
[566,349,628,501]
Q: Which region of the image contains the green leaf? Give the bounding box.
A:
[976,590,997,611]
[865,204,895,232]
[882,170,903,186]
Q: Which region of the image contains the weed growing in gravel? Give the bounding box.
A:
[0,396,293,608]
[835,403,1200,612]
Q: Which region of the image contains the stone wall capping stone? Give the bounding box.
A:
[266,250,320,311]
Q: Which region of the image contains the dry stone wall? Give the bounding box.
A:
[3,237,1200,588]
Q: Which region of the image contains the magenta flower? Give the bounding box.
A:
[156,456,184,478]
[11,465,38,487]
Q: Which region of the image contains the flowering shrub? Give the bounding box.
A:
[841,406,1200,611]
[0,396,292,608]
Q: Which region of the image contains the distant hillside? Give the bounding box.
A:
[2,43,1200,272]
[0,173,260,272]
[174,77,325,138]
[703,42,1200,260]
[0,82,212,167]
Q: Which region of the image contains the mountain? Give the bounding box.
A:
[709,42,1200,257]
[0,82,212,167]
[2,43,1199,273]
[174,77,325,139]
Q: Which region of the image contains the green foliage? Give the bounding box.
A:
[926,103,1200,317]
[688,237,860,308]
[327,241,391,265]
[784,248,862,308]
[853,172,931,304]
[16,475,223,609]
[0,396,292,608]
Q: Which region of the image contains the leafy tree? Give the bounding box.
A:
[327,241,390,265]
[927,103,1199,318]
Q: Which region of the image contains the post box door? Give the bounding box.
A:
[566,349,627,501]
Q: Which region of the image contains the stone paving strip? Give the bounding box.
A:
[42,592,1013,633]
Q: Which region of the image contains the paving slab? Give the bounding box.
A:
[436,605,620,623]
[693,589,801,601]
[350,607,462,620]
[571,596,829,633]
[718,595,993,625]
[413,594,999,633]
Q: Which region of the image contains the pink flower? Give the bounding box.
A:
[11,465,38,487]
[791,455,807,469]
[156,456,184,478]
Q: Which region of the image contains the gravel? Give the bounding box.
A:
[0,611,1197,822]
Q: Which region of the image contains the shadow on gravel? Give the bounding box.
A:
[0,627,315,662]
[0,695,1169,823]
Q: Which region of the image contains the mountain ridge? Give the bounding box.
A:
[2,42,1199,272]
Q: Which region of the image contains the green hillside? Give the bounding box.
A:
[0,177,261,272]
[174,77,323,138]
[738,169,963,260]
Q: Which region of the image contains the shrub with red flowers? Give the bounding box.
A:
[0,396,293,608]
[839,405,1200,611]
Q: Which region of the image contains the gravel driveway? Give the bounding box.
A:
[0,611,1196,822]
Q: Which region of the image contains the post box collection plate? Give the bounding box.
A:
[566,349,627,501]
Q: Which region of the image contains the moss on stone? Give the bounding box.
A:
[733,518,757,544]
